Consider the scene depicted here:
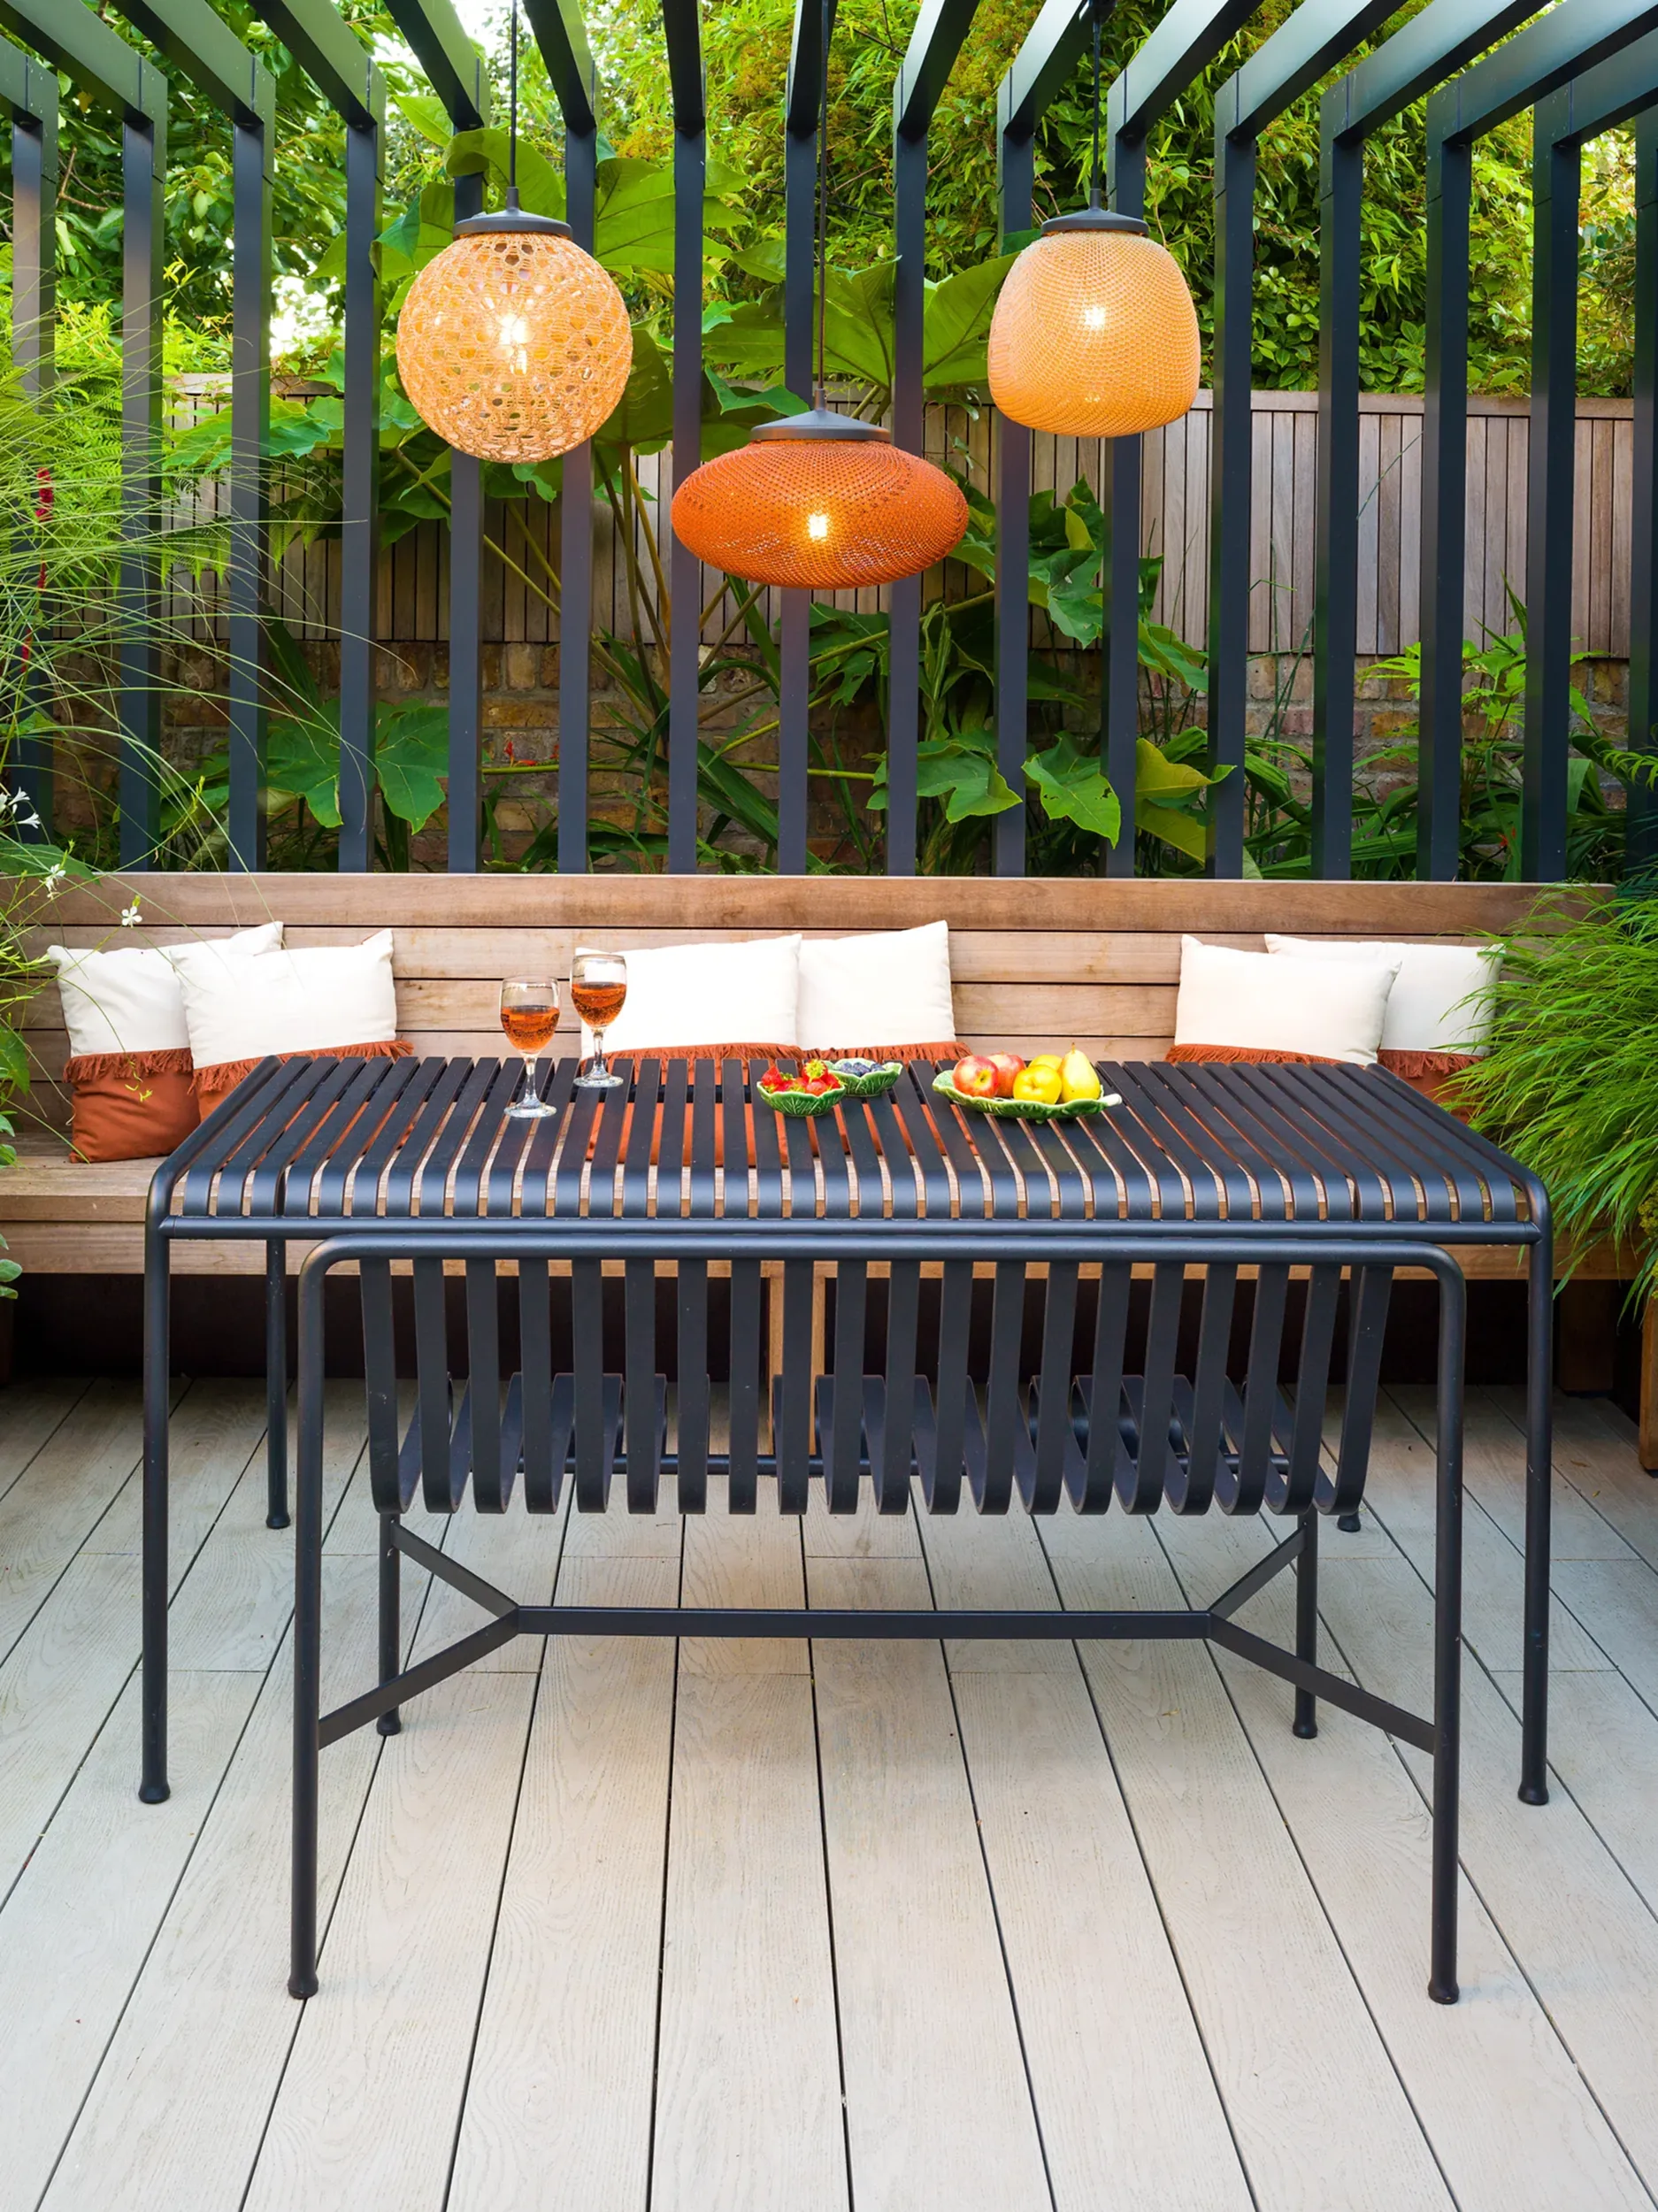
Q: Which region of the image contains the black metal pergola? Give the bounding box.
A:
[5,0,1654,878]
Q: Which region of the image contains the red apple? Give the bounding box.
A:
[952,1054,1001,1098]
[986,1052,1026,1098]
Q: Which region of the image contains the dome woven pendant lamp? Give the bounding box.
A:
[395,203,633,464]
[987,210,1200,439]
[670,411,969,591]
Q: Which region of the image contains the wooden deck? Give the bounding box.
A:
[2,1375,1657,2210]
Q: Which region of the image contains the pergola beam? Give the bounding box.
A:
[1418,0,1658,878]
[992,0,1093,877]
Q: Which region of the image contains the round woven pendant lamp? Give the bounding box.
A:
[987,209,1200,438]
[396,200,632,463]
[672,411,967,590]
[395,0,631,464]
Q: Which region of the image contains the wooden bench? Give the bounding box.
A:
[9,872,1642,1448]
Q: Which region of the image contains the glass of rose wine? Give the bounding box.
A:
[571,949,627,1090]
[499,978,561,1118]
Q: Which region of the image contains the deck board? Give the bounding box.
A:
[2,1374,1657,2210]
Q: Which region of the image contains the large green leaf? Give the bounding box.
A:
[869,734,1018,823]
[594,326,675,454]
[266,708,343,828]
[1025,736,1122,843]
[393,91,453,150]
[380,180,457,282]
[922,253,1018,387]
[446,129,565,220]
[376,703,449,831]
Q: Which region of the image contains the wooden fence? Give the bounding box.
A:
[168,380,1638,664]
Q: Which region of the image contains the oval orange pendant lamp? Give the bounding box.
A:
[395,3,631,462]
[987,2,1198,438]
[671,5,966,589]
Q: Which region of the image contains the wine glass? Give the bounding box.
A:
[571,949,628,1090]
[499,978,561,1118]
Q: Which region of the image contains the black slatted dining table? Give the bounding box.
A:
[137,1050,1553,1813]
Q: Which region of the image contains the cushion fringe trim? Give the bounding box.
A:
[65,1046,195,1086]
[1377,1048,1479,1078]
[1166,1042,1345,1067]
[192,1037,413,1098]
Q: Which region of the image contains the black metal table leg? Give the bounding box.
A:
[1293,1509,1319,1740]
[140,1208,171,1803]
[378,1510,402,1737]
[1430,1267,1466,2005]
[265,1238,290,1529]
[1519,1219,1554,1804]
[289,1258,327,2000]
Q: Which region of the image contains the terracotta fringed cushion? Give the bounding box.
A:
[1166,1043,1343,1067]
[64,1047,200,1163]
[194,1037,414,1112]
[1378,1046,1478,1118]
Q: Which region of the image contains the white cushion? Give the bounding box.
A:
[1264,935,1498,1056]
[796,919,956,1048]
[579,934,802,1055]
[1174,936,1399,1066]
[169,929,400,1068]
[47,924,281,1059]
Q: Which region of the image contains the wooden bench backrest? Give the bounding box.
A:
[19,873,1553,1137]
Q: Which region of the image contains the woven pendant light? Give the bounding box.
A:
[395,3,631,463]
[987,3,1198,438]
[672,411,967,589]
[669,0,967,590]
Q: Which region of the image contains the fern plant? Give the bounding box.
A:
[1456,893,1658,1302]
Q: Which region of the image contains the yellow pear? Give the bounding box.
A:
[1028,1053,1063,1072]
[1059,1046,1102,1102]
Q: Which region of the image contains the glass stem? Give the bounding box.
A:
[592,1029,606,1081]
[522,1053,539,1108]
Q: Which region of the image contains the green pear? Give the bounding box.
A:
[1059,1046,1102,1102]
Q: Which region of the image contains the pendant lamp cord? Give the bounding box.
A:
[508,0,519,202]
[1089,2,1102,209]
[816,0,829,407]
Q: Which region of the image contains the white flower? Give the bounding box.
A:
[120,902,142,927]
[42,863,65,892]
[19,812,40,830]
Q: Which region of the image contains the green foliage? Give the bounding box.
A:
[1455,895,1658,1306]
[1236,591,1633,883]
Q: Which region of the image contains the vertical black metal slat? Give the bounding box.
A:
[1072,1260,1130,1514]
[1121,1261,1182,1514]
[4,44,57,837]
[1321,1262,1395,1519]
[779,0,825,879]
[518,1242,557,1513]
[887,0,980,876]
[1217,1259,1290,1516]
[724,1062,763,1511]
[672,1060,711,1511]
[860,1087,920,1516]
[773,1113,818,1513]
[524,0,602,875]
[119,71,167,865]
[572,1063,632,1512]
[1631,108,1658,879]
[1270,1263,1342,1516]
[337,76,384,872]
[623,1062,664,1513]
[412,1256,460,1511]
[1167,1261,1237,1515]
[664,0,705,876]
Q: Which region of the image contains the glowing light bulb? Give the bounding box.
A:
[807,511,831,541]
[1082,303,1107,332]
